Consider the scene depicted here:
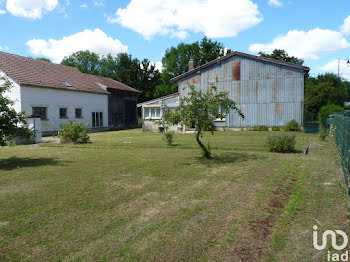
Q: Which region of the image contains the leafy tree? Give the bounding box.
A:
[61,52,162,103]
[36,57,51,62]
[304,73,350,119]
[61,50,101,75]
[166,85,244,158]
[258,49,304,65]
[318,104,345,128]
[0,75,31,146]
[158,37,230,97]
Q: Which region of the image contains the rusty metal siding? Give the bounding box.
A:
[178,55,305,127]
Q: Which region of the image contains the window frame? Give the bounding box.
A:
[214,105,226,122]
[75,108,83,119]
[32,107,47,120]
[144,107,161,120]
[59,108,68,119]
[92,112,103,127]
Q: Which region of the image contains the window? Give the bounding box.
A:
[75,108,82,118]
[215,105,226,121]
[92,112,103,127]
[144,107,161,119]
[61,80,71,87]
[32,107,47,120]
[59,108,68,119]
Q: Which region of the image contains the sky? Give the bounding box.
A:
[0,0,350,79]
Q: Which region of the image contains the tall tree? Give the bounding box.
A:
[0,75,31,146]
[304,73,350,119]
[158,37,230,97]
[61,50,101,75]
[258,49,304,65]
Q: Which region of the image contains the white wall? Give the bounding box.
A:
[0,71,22,113]
[20,86,109,133]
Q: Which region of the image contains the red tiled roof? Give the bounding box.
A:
[86,74,139,93]
[0,51,138,94]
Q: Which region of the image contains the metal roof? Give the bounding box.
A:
[171,51,310,83]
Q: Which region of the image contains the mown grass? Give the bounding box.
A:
[0,129,348,261]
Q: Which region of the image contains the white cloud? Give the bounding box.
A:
[80,3,87,8]
[6,0,58,19]
[153,61,163,72]
[26,28,128,63]
[320,59,350,81]
[93,0,104,7]
[268,0,283,7]
[341,15,350,35]
[249,28,350,60]
[108,0,262,40]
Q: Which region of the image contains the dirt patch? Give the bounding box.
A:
[233,174,299,261]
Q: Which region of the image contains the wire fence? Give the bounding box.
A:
[334,113,350,196]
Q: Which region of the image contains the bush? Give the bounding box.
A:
[163,131,174,145]
[265,133,296,153]
[271,126,281,131]
[138,117,142,128]
[58,121,90,144]
[251,125,269,131]
[284,120,300,131]
[319,128,329,141]
[318,104,344,128]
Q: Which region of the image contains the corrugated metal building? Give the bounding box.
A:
[172,51,309,128]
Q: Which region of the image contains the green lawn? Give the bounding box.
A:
[0,130,348,261]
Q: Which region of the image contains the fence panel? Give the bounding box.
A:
[334,113,350,196]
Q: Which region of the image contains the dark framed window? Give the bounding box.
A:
[32,107,47,120]
[75,108,82,118]
[92,112,103,127]
[59,108,68,119]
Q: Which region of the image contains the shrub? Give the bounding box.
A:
[266,133,296,153]
[138,117,142,128]
[163,131,175,145]
[318,104,344,128]
[252,125,269,131]
[271,126,281,131]
[319,128,329,141]
[58,121,90,144]
[284,120,300,131]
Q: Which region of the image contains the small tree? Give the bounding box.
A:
[0,75,31,146]
[166,85,244,158]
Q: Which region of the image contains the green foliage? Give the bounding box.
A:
[258,49,304,65]
[58,121,90,144]
[251,125,269,131]
[284,120,300,132]
[161,37,229,86]
[138,118,142,128]
[319,128,329,141]
[61,51,162,103]
[163,131,175,146]
[166,85,244,158]
[272,126,281,131]
[266,133,296,153]
[0,75,31,146]
[36,57,51,62]
[305,73,350,119]
[318,104,344,128]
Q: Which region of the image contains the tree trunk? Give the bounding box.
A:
[196,130,211,158]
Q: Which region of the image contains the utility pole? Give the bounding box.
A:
[337,58,350,106]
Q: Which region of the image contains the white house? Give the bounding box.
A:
[0,51,139,136]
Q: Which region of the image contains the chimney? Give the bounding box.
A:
[188,58,195,71]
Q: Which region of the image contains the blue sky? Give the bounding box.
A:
[0,0,350,78]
